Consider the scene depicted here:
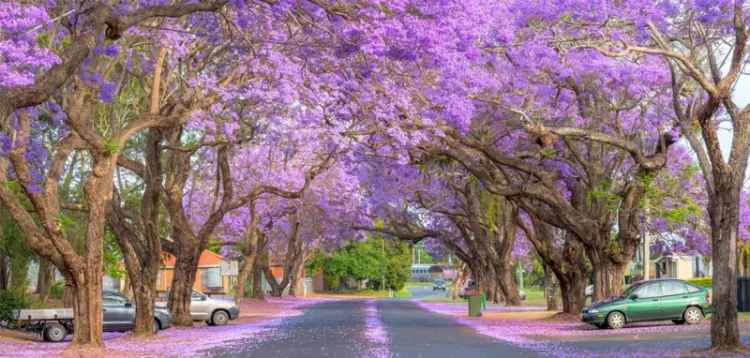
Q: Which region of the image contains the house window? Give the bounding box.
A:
[201,267,222,289]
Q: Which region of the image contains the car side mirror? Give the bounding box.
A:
[629,294,639,300]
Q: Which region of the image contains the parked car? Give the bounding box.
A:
[157,290,240,326]
[103,291,173,333]
[5,291,172,343]
[433,279,447,291]
[581,279,713,329]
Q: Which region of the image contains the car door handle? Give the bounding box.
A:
[651,299,659,302]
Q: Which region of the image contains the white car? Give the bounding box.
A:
[158,290,239,326]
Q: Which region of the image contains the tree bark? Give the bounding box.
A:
[558,274,587,314]
[709,183,743,350]
[168,244,200,326]
[235,257,254,304]
[132,279,157,334]
[66,266,103,346]
[36,258,54,299]
[496,261,521,306]
[544,264,561,311]
[251,260,265,300]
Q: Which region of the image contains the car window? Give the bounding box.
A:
[662,281,688,296]
[622,282,644,297]
[191,291,204,300]
[686,284,702,293]
[636,283,662,298]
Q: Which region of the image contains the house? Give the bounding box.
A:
[652,254,711,280]
[157,250,238,295]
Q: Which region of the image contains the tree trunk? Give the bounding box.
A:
[251,261,265,300]
[68,267,103,346]
[132,280,157,335]
[263,265,287,297]
[544,265,561,311]
[496,262,521,306]
[36,258,53,299]
[235,257,254,304]
[558,275,586,314]
[288,255,305,297]
[590,251,628,302]
[709,186,744,351]
[168,246,200,326]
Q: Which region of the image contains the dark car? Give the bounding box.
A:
[581,279,713,329]
[433,279,447,291]
[103,291,172,333]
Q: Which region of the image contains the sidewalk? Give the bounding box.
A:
[0,297,325,358]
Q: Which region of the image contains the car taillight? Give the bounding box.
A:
[706,290,712,303]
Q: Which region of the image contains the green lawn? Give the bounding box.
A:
[405,281,433,289]
[328,287,413,298]
[523,287,546,306]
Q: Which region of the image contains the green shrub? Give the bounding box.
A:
[0,290,30,327]
[688,277,712,288]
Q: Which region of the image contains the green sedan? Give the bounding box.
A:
[581,279,713,329]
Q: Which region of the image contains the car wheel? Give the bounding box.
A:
[684,307,703,325]
[44,323,67,343]
[211,310,229,326]
[206,320,215,326]
[153,319,161,333]
[606,311,625,330]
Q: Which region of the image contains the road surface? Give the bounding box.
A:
[205,299,539,358]
[204,297,750,357]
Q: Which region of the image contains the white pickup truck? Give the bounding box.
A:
[4,308,74,342]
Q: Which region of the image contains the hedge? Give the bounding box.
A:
[687,277,712,288]
[0,290,29,327]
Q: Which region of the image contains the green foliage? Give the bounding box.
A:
[104,231,125,279]
[0,290,30,327]
[312,236,411,291]
[104,139,121,156]
[0,205,33,292]
[642,164,702,227]
[49,281,65,300]
[586,178,622,211]
[687,277,712,288]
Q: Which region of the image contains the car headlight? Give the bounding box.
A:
[587,309,599,314]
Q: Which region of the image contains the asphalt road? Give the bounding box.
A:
[202,297,750,358]
[204,299,539,358]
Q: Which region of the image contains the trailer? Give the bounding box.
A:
[3,308,74,342]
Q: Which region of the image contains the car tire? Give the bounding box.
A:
[206,320,215,326]
[211,310,229,326]
[606,311,625,330]
[153,319,161,333]
[595,323,607,329]
[672,319,686,325]
[684,307,703,325]
[44,322,67,343]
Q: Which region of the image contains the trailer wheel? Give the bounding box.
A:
[44,323,67,343]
